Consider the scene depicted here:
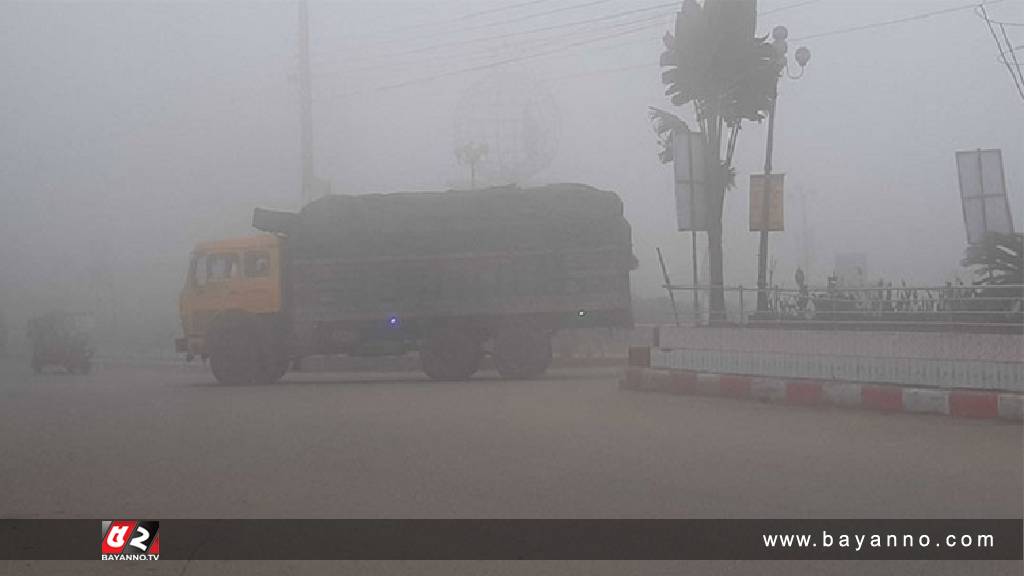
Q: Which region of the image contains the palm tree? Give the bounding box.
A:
[961,232,1023,286]
[658,0,779,317]
[961,232,1023,318]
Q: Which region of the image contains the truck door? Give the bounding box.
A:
[238,247,281,314]
[184,250,241,338]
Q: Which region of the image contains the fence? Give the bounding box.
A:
[663,284,1024,333]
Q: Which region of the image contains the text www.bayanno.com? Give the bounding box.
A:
[762,531,995,552]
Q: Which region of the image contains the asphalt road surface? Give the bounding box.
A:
[1,356,1021,574]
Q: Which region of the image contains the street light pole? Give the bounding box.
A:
[756,96,777,312]
[298,0,314,206]
[755,26,809,313]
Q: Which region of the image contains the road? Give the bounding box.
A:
[0,356,1021,574]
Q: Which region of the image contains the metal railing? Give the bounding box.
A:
[662,283,1024,333]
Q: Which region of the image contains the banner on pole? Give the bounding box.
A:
[749,174,784,231]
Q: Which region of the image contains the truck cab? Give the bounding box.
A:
[177,234,282,361]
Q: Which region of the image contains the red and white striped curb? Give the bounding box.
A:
[624,348,1023,423]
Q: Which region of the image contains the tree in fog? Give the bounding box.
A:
[659,0,782,316]
[962,232,1023,287]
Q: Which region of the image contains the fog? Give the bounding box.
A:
[1,0,1022,355]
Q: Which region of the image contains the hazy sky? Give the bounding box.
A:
[1,0,1022,345]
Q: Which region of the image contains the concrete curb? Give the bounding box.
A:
[623,347,1023,423]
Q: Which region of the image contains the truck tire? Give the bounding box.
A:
[255,351,289,385]
[209,336,257,386]
[420,326,481,381]
[208,312,288,385]
[494,323,552,380]
[208,313,260,385]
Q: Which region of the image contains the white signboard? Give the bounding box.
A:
[956,149,1014,244]
[673,130,710,231]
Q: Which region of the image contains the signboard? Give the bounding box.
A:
[749,174,784,231]
[673,130,710,231]
[956,149,1014,244]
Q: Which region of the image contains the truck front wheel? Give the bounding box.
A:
[209,334,258,386]
[208,312,287,385]
[494,323,552,380]
[420,326,481,381]
[256,352,289,385]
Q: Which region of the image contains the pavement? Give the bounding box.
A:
[0,356,1021,574]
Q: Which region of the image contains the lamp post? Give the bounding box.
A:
[455,142,488,190]
[756,26,810,312]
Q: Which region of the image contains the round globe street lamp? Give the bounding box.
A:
[795,46,811,68]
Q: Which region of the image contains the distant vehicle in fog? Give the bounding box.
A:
[27,311,94,374]
[177,184,635,385]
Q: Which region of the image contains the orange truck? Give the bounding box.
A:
[177,184,634,384]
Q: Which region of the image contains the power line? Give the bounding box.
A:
[760,0,822,17]
[375,0,625,45]
[365,15,668,79]
[459,0,560,20]
[355,20,662,94]
[979,9,1024,26]
[333,3,677,71]
[542,61,654,82]
[344,0,560,41]
[536,1,1024,84]
[792,0,1010,42]
[325,15,668,89]
[333,0,1019,96]
[332,0,811,83]
[980,3,1024,100]
[1001,22,1024,87]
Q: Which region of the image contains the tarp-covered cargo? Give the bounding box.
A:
[291,183,626,258]
[283,184,633,330]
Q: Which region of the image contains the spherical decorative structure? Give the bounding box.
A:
[795,46,811,67]
[452,69,560,187]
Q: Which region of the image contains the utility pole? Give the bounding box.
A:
[756,97,777,312]
[755,26,810,312]
[298,0,315,205]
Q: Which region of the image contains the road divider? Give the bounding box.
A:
[624,344,1022,423]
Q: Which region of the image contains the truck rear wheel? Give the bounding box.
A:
[420,326,481,381]
[494,324,552,380]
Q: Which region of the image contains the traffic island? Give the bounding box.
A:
[622,326,1024,423]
